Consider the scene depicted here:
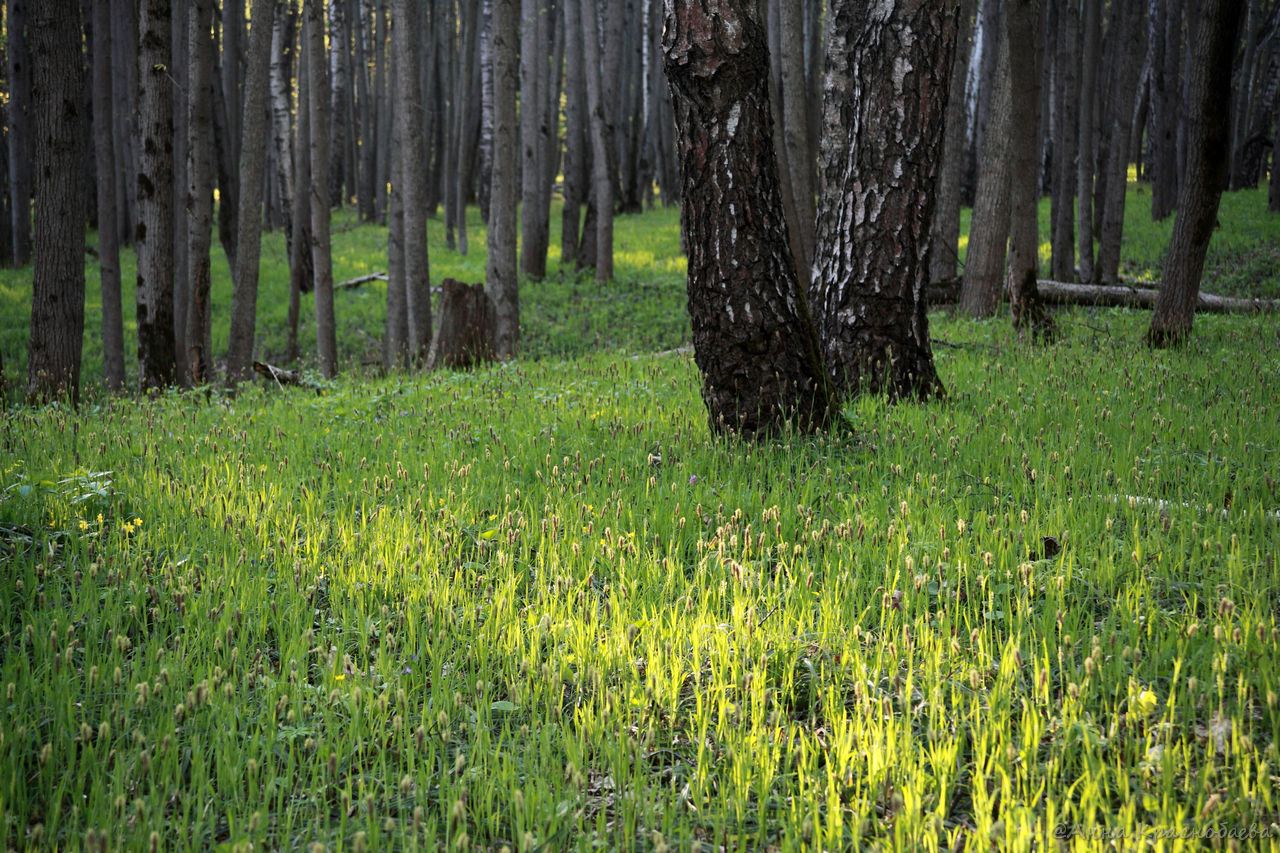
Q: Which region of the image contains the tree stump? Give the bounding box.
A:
[426,279,497,370]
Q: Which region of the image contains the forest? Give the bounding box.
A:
[2,0,1280,849]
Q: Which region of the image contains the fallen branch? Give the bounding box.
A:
[335,272,388,290]
[252,361,312,389]
[1035,281,1279,314]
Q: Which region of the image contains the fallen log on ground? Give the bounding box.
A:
[925,278,1279,314]
[335,272,388,290]
[253,361,313,389]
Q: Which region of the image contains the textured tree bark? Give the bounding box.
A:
[454,3,483,256]
[426,279,497,370]
[580,0,615,282]
[392,0,432,361]
[373,0,389,222]
[226,0,278,384]
[26,0,86,402]
[308,0,338,377]
[111,0,140,248]
[1095,1,1147,284]
[137,0,178,391]
[487,0,520,358]
[7,0,32,267]
[185,0,216,385]
[929,0,978,285]
[223,0,244,172]
[561,0,587,266]
[353,0,375,220]
[170,0,190,385]
[1149,0,1180,220]
[1271,93,1280,213]
[1006,0,1055,340]
[663,0,836,436]
[815,0,954,400]
[270,6,296,243]
[520,0,551,279]
[288,16,313,363]
[327,0,348,206]
[960,18,1012,319]
[385,30,408,371]
[1049,0,1078,282]
[1076,0,1101,281]
[778,0,816,286]
[92,0,125,391]
[1148,0,1245,347]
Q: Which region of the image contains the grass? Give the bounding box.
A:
[1,187,1279,850]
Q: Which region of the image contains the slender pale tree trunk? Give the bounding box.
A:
[226,0,278,383]
[561,0,588,265]
[92,0,125,391]
[26,0,87,402]
[580,0,615,282]
[288,15,313,364]
[1148,0,1244,346]
[1076,0,1101,281]
[7,0,32,267]
[185,0,216,384]
[488,0,520,357]
[308,0,338,376]
[385,17,408,370]
[930,0,978,284]
[392,0,431,360]
[269,7,296,244]
[1049,0,1078,282]
[521,0,553,279]
[664,0,835,435]
[327,0,348,206]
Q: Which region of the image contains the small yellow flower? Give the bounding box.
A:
[97,513,104,525]
[79,520,89,531]
[335,674,346,681]
[123,523,135,535]
[134,518,143,527]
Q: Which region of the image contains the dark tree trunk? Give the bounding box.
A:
[1148,0,1244,346]
[815,0,954,400]
[1095,0,1147,284]
[212,44,240,271]
[1006,0,1054,339]
[308,0,338,376]
[487,0,519,358]
[580,0,615,282]
[373,0,389,222]
[354,0,375,220]
[92,0,125,391]
[520,0,553,279]
[111,0,139,249]
[454,2,483,256]
[137,0,178,390]
[327,0,349,206]
[392,0,431,361]
[1149,0,1180,220]
[269,5,296,245]
[1077,0,1101,281]
[287,11,312,363]
[170,0,190,385]
[1049,0,1078,282]
[663,0,836,436]
[426,278,496,370]
[929,0,978,284]
[26,0,87,402]
[185,0,216,385]
[1271,92,1280,213]
[777,0,816,286]
[7,0,32,267]
[385,18,407,370]
[960,17,1012,318]
[1229,0,1261,190]
[226,0,278,383]
[561,0,587,265]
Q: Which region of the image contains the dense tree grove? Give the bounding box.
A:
[5,0,1279,408]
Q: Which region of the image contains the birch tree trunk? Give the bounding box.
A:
[487,0,520,358]
[929,0,978,284]
[392,0,432,361]
[92,0,125,391]
[580,0,614,282]
[561,0,587,265]
[663,0,836,436]
[308,0,338,376]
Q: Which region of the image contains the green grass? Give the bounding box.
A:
[1,187,1278,850]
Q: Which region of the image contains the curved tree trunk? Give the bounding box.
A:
[814,0,954,400]
[1148,0,1245,346]
[663,0,835,437]
[26,0,86,402]
[185,0,216,385]
[137,0,178,391]
[92,0,125,391]
[487,0,520,358]
[226,0,278,383]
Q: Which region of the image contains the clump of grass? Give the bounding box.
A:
[2,307,1278,850]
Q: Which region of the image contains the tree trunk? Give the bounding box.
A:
[1229,0,1261,190]
[426,278,496,370]
[308,0,338,376]
[1271,91,1280,213]
[92,0,125,391]
[454,2,483,256]
[226,0,278,383]
[223,0,244,172]
[392,0,432,361]
[26,0,87,402]
[385,22,407,371]
[561,0,587,265]
[327,0,349,206]
[137,0,178,391]
[1049,0,1078,282]
[814,0,954,400]
[354,0,375,220]
[966,0,1001,208]
[960,16,1012,319]
[373,0,389,222]
[1148,0,1244,346]
[1149,0,1180,220]
[520,0,546,278]
[580,0,614,282]
[1076,0,1101,281]
[778,0,816,286]
[111,0,140,249]
[171,0,190,385]
[1006,0,1054,339]
[663,0,836,436]
[930,0,978,285]
[7,0,32,267]
[269,5,296,245]
[185,0,216,385]
[1095,0,1147,284]
[487,0,520,358]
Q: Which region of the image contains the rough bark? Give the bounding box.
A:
[308,0,338,376]
[663,0,836,436]
[92,0,125,391]
[288,14,313,363]
[392,0,432,361]
[137,0,178,391]
[26,0,87,402]
[1149,0,1180,220]
[185,0,216,385]
[385,29,408,371]
[1271,92,1280,212]
[454,2,483,256]
[269,6,296,244]
[1077,0,1101,281]
[111,0,140,249]
[960,17,1012,318]
[373,0,389,221]
[1095,1,1147,285]
[814,0,954,400]
[327,0,349,206]
[1006,0,1054,339]
[520,0,549,278]
[930,0,978,285]
[7,0,32,267]
[561,0,587,265]
[1148,0,1245,346]
[170,0,190,385]
[226,0,278,383]
[487,0,520,358]
[580,0,614,282]
[223,0,244,171]
[354,0,375,220]
[1049,0,1078,281]
[426,278,497,370]
[777,0,816,286]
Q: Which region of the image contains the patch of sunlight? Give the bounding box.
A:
[1039,239,1053,267]
[1127,163,1139,185]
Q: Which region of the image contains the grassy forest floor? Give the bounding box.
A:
[1,186,1279,850]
